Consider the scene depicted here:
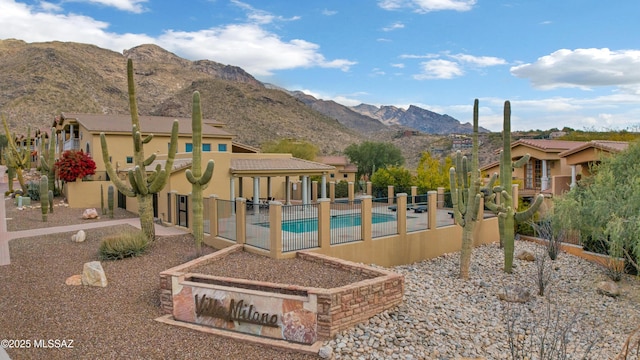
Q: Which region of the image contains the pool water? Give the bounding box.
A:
[274,213,397,233]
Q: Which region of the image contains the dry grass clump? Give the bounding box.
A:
[98,230,148,260]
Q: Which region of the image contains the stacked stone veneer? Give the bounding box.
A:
[160,244,404,343]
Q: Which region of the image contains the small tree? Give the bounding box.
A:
[554,142,640,276]
[262,138,319,161]
[55,150,96,183]
[344,141,404,180]
[415,151,452,192]
[370,166,414,195]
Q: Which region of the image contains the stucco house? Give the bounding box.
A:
[51,113,336,223]
[480,139,629,199]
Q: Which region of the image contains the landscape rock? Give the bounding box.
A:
[82,208,99,219]
[81,261,108,287]
[497,285,532,303]
[65,274,82,286]
[318,345,333,359]
[516,250,535,261]
[597,280,620,297]
[71,230,86,243]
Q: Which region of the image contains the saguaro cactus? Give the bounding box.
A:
[107,185,114,219]
[40,175,49,222]
[100,59,179,241]
[39,128,57,193]
[48,190,54,213]
[2,115,32,194]
[186,91,215,257]
[484,101,543,273]
[100,184,105,215]
[449,99,482,279]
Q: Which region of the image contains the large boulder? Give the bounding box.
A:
[71,230,86,243]
[81,261,107,287]
[82,208,99,220]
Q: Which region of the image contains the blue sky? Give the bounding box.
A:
[2,0,640,132]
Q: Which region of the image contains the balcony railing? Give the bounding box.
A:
[63,138,80,151]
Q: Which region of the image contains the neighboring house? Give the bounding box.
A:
[480,139,629,199]
[558,140,629,187]
[51,113,335,221]
[315,155,357,183]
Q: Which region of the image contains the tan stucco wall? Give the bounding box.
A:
[65,180,113,209]
[85,131,233,175]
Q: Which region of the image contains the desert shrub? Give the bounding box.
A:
[334,180,349,198]
[26,180,40,201]
[98,231,148,260]
[506,301,601,359]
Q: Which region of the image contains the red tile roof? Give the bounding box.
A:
[558,140,629,157]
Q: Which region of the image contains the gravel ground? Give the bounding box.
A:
[189,251,372,289]
[2,198,639,359]
[4,197,138,231]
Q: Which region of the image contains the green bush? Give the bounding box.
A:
[26,181,40,201]
[98,231,149,260]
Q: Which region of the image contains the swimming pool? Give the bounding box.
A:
[260,213,397,233]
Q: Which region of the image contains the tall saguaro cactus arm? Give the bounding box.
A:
[483,100,544,273]
[39,128,57,192]
[99,59,180,241]
[448,98,482,279]
[186,91,215,257]
[2,114,31,193]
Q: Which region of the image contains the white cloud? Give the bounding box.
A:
[322,9,337,16]
[511,48,640,90]
[378,0,476,13]
[414,59,463,79]
[0,0,354,77]
[159,25,356,76]
[391,63,405,68]
[0,0,153,48]
[382,22,405,32]
[38,1,63,12]
[231,0,300,24]
[82,0,148,13]
[449,53,507,67]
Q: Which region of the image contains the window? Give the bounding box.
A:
[343,174,348,178]
[218,144,227,152]
[202,143,211,152]
[330,173,335,178]
[126,156,133,164]
[185,143,193,153]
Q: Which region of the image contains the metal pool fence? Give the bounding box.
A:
[371,197,398,238]
[281,204,319,252]
[245,206,270,250]
[216,199,236,242]
[330,200,362,245]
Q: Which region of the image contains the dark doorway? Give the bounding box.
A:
[117,191,126,209]
[177,195,188,227]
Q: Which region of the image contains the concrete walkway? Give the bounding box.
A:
[0,166,188,266]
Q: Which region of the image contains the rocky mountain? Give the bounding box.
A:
[0,39,362,154]
[352,104,490,134]
[289,91,388,134]
[0,39,499,169]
